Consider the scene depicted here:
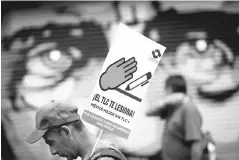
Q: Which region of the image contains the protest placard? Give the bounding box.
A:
[82,23,166,139]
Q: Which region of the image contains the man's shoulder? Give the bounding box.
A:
[89,142,127,160]
[181,97,202,123]
[181,96,199,110]
[97,157,117,160]
[182,100,199,113]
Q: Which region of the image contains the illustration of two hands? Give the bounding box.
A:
[99,57,137,91]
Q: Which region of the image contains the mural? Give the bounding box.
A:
[143,9,239,101]
[2,1,239,160]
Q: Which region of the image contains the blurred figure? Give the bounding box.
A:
[147,75,216,160]
[26,100,127,160]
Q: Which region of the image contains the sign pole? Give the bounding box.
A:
[90,129,104,157]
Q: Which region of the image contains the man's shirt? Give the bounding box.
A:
[84,141,127,160]
[160,94,203,160]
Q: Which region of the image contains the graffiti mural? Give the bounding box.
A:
[143,10,239,101]
[2,1,239,160]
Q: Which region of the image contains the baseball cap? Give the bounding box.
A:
[25,100,81,144]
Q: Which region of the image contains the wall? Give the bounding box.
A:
[2,1,239,160]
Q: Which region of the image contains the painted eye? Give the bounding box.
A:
[195,39,208,52]
[41,49,73,72]
[149,29,160,42]
[26,43,82,75]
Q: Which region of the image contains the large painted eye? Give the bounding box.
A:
[26,42,82,76]
[41,48,73,72]
[195,39,208,52]
[149,29,160,42]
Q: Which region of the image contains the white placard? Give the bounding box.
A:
[82,23,166,139]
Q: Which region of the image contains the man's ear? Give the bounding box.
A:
[61,126,73,140]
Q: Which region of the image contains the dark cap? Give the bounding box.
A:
[25,100,80,144]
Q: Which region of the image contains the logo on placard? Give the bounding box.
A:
[149,49,161,64]
[152,49,161,59]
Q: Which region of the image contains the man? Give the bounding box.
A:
[147,75,204,160]
[25,100,127,160]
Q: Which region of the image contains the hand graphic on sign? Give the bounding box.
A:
[99,57,137,91]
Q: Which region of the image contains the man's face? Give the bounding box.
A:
[43,130,78,160]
